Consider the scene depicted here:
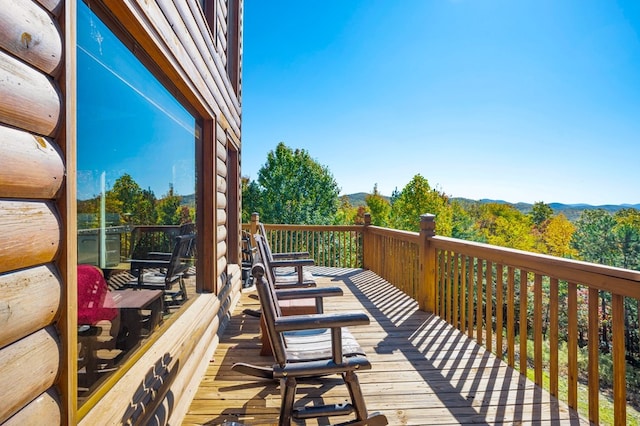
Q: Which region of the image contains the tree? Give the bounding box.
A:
[571,209,618,265]
[613,208,640,270]
[365,184,391,226]
[155,185,182,225]
[542,214,577,257]
[476,203,535,251]
[389,174,452,235]
[529,201,554,230]
[241,177,262,223]
[106,174,156,225]
[256,142,340,224]
[334,195,359,225]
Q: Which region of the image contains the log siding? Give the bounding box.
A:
[0,0,242,424]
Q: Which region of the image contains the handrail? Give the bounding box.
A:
[246,214,638,424]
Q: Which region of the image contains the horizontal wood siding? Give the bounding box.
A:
[0,326,61,423]
[0,0,64,423]
[0,0,62,75]
[0,125,64,199]
[0,265,61,349]
[0,50,61,136]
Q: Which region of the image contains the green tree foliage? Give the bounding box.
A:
[450,199,479,240]
[475,203,536,250]
[613,208,640,270]
[365,184,391,226]
[334,195,359,225]
[571,209,618,265]
[241,177,262,223]
[155,185,182,225]
[389,174,452,235]
[106,174,157,225]
[529,201,554,230]
[255,142,340,224]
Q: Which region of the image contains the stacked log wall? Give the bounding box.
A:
[0,0,65,423]
[0,0,242,423]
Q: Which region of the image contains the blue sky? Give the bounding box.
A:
[241,0,640,205]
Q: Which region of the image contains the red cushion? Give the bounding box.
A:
[77,264,118,325]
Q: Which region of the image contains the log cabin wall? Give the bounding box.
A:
[0,0,65,424]
[0,0,242,424]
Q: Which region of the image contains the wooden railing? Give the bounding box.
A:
[247,214,640,425]
[243,218,364,268]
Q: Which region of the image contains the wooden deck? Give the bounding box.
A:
[183,267,587,425]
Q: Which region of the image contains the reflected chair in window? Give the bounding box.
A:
[128,233,196,307]
[77,264,122,391]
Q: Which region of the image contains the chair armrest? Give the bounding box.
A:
[128,259,171,266]
[272,251,310,259]
[269,258,315,268]
[275,287,343,300]
[276,287,342,312]
[274,311,370,332]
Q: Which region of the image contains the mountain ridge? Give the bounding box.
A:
[343,193,640,221]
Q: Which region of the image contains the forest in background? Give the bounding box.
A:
[243,143,640,414]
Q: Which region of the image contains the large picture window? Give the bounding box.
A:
[76,1,199,406]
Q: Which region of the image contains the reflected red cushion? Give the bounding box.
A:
[77,264,118,325]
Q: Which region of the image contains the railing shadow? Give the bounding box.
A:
[337,268,583,425]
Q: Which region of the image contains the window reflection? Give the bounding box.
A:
[76,1,198,403]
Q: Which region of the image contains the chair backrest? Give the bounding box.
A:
[164,234,196,286]
[252,263,288,366]
[77,264,118,325]
[253,234,277,283]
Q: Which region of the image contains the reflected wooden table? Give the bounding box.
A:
[112,288,163,350]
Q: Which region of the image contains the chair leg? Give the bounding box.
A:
[279,376,297,426]
[343,370,368,421]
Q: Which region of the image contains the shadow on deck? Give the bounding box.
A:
[183,267,587,425]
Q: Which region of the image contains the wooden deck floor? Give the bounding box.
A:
[183,267,587,425]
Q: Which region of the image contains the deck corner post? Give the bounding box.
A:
[362,213,371,269]
[250,212,259,245]
[419,214,437,312]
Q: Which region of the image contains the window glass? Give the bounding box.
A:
[76,1,198,405]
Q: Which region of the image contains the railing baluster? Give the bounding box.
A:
[549,277,559,397]
[486,260,493,354]
[496,264,504,359]
[519,269,528,377]
[567,281,578,409]
[453,253,460,330]
[467,257,475,339]
[507,266,515,368]
[612,293,627,426]
[477,259,483,345]
[460,255,467,334]
[447,251,453,324]
[534,273,543,386]
[588,287,599,424]
[439,250,445,318]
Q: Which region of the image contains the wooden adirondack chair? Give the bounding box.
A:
[254,233,316,287]
[233,263,388,426]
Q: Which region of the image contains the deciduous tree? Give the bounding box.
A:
[365,184,391,226]
[256,142,340,224]
[389,174,452,235]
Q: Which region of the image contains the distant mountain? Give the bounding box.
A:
[344,193,640,222]
[342,192,391,207]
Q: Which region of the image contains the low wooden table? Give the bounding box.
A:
[112,288,164,350]
[260,298,317,356]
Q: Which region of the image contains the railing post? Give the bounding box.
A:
[250,212,259,246]
[419,214,436,312]
[362,213,371,269]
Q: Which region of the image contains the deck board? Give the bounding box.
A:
[183,268,588,425]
